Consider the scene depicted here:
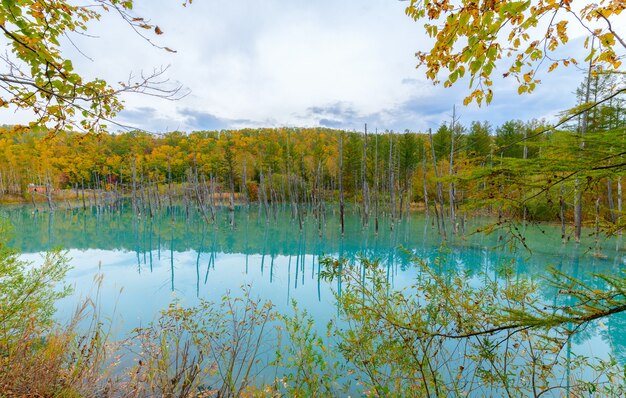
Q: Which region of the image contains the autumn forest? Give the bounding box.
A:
[2,78,625,243]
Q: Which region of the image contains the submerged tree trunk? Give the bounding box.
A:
[374,132,379,235]
[522,127,528,225]
[575,43,594,243]
[618,176,623,232]
[45,172,53,211]
[242,159,249,207]
[167,156,174,221]
[595,196,602,255]
[81,178,86,210]
[449,105,457,234]
[608,177,616,224]
[560,184,567,243]
[574,181,582,243]
[362,123,369,228]
[428,128,447,239]
[389,133,396,230]
[339,135,345,236]
[422,144,429,217]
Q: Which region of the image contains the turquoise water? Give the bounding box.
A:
[5,204,626,366]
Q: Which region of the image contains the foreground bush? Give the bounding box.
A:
[321,255,626,397]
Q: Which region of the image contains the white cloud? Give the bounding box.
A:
[1,0,624,132]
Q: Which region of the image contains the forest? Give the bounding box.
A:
[2,71,625,242]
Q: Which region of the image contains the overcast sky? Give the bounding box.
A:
[1,0,618,133]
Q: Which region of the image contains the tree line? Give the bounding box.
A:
[0,78,624,241]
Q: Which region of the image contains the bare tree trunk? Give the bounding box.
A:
[422,144,429,217]
[260,169,270,222]
[405,170,413,218]
[560,184,567,243]
[92,172,99,211]
[81,178,86,210]
[229,170,235,213]
[374,132,379,235]
[45,172,53,211]
[339,135,345,236]
[30,187,36,211]
[242,159,249,207]
[595,196,601,255]
[522,126,528,225]
[362,123,369,228]
[618,176,622,232]
[193,170,209,224]
[209,173,217,222]
[428,128,447,239]
[389,133,396,230]
[449,105,457,233]
[132,157,138,215]
[167,156,173,221]
[608,177,616,223]
[574,182,582,242]
[575,42,594,243]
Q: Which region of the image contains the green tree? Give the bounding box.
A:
[432,122,465,159]
[466,120,492,158]
[495,120,526,158]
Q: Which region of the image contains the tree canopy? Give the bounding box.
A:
[0,0,190,134]
[406,0,626,105]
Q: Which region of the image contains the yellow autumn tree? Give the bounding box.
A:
[406,0,626,105]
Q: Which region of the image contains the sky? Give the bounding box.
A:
[1,0,620,133]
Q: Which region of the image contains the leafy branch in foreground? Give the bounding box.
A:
[321,254,626,397]
[0,1,192,134]
[406,0,626,105]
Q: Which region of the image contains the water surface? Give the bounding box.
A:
[5,204,626,366]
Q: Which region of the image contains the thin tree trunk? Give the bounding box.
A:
[167,156,173,221]
[618,176,622,231]
[45,172,53,211]
[429,128,447,239]
[595,196,601,255]
[575,41,594,243]
[132,158,138,215]
[81,178,86,210]
[389,133,396,230]
[608,177,616,223]
[339,135,344,236]
[560,184,567,243]
[523,126,528,225]
[362,123,369,228]
[449,105,457,233]
[374,131,379,235]
[242,159,249,207]
[422,144,429,217]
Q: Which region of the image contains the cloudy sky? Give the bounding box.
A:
[1,0,617,133]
